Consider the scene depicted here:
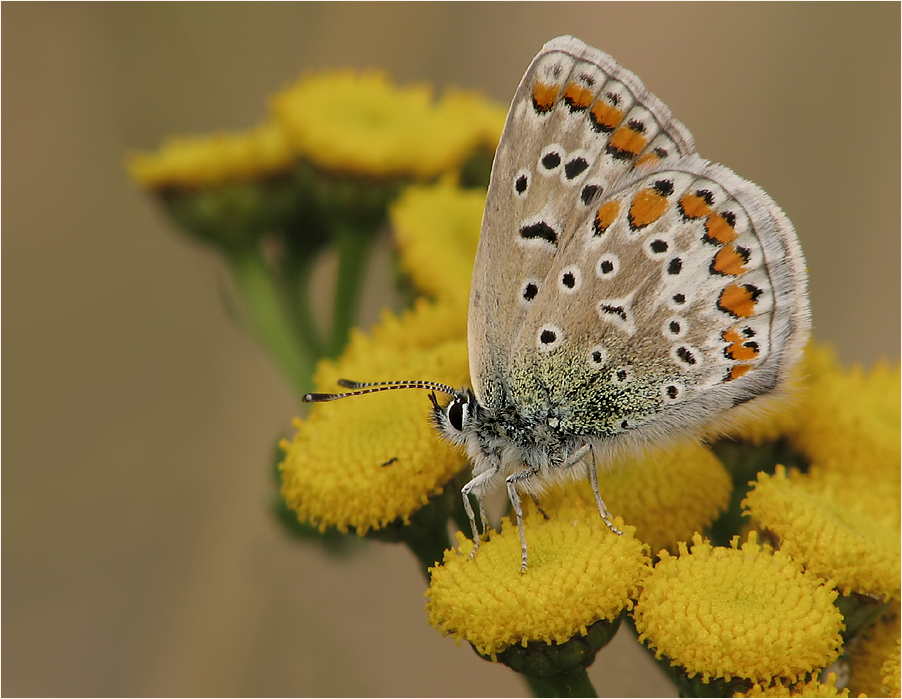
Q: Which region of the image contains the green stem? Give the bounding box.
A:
[329,223,377,356]
[282,252,323,360]
[837,593,891,641]
[524,667,598,698]
[398,519,452,581]
[368,490,455,581]
[229,246,314,398]
[398,476,474,580]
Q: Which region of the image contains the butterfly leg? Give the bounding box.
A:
[505,466,541,573]
[557,445,621,533]
[461,468,497,559]
[560,444,591,469]
[588,446,623,536]
[530,494,549,520]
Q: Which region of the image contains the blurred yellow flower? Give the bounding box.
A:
[426,484,648,658]
[390,182,484,306]
[847,601,900,697]
[440,88,511,148]
[127,120,295,189]
[882,637,901,698]
[272,70,505,178]
[280,300,469,534]
[593,441,732,556]
[743,465,900,599]
[792,345,900,480]
[710,344,900,478]
[634,532,843,684]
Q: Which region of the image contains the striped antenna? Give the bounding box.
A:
[303,379,458,403]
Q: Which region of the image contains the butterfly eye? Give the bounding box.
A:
[447,397,468,431]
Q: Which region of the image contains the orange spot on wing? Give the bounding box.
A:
[679,193,713,220]
[712,245,749,276]
[730,344,759,361]
[721,328,743,344]
[705,212,737,245]
[636,151,663,166]
[628,189,667,229]
[717,284,759,318]
[728,364,752,381]
[589,101,623,131]
[594,201,621,235]
[608,125,648,158]
[563,83,594,110]
[722,329,760,361]
[532,83,559,113]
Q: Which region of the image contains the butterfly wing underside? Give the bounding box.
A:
[469,36,809,447]
[468,36,697,409]
[508,158,810,446]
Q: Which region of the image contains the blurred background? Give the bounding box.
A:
[4,4,899,696]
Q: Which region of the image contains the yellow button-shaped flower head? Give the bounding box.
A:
[127,120,295,189]
[634,532,843,685]
[426,484,649,660]
[272,70,505,179]
[791,345,900,481]
[737,672,851,697]
[280,300,469,534]
[390,182,484,307]
[127,121,307,252]
[594,442,732,556]
[743,466,900,599]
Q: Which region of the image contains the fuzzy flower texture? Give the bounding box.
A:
[282,185,900,696]
[282,183,900,693]
[131,67,901,696]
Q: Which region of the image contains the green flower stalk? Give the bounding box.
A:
[128,69,505,395]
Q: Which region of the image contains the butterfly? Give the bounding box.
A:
[306,36,810,572]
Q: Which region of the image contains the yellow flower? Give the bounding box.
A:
[272,70,505,179]
[280,300,469,534]
[390,182,484,306]
[710,344,900,485]
[882,637,901,698]
[426,484,649,659]
[742,465,900,599]
[592,441,732,556]
[737,672,851,697]
[791,345,900,481]
[785,346,901,541]
[127,120,295,189]
[440,88,510,150]
[847,601,900,697]
[634,532,843,684]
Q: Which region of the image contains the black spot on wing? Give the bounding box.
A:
[520,222,558,246]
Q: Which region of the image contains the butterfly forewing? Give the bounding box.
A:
[469,37,698,409]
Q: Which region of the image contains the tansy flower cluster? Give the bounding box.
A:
[131,65,900,698]
[129,71,504,189]
[281,182,900,696]
[128,70,505,395]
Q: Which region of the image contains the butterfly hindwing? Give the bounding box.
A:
[508,156,809,444]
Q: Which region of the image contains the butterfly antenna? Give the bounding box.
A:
[303,379,458,403]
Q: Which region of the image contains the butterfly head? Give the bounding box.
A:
[429,387,478,448]
[304,378,481,448]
